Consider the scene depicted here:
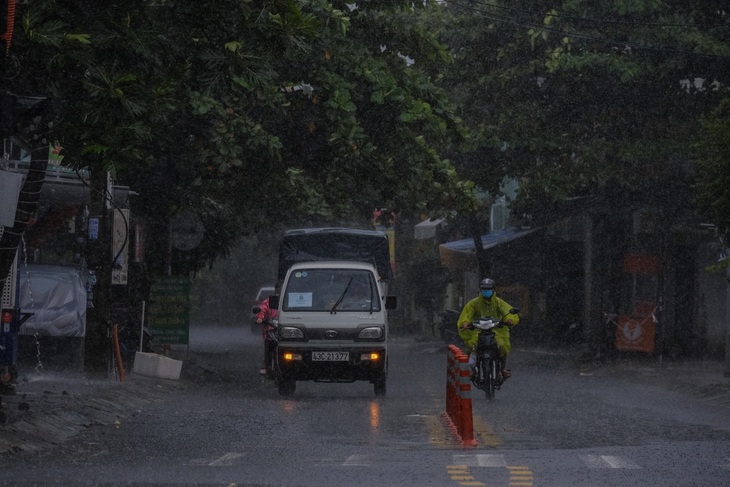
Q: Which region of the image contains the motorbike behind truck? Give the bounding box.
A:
[267,228,396,397]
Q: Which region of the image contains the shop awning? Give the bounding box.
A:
[438,227,539,269]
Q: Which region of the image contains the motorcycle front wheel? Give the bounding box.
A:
[472,355,484,390]
[482,354,497,400]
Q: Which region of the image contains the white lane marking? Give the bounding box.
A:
[453,454,507,467]
[580,455,641,469]
[343,454,372,466]
[208,452,246,466]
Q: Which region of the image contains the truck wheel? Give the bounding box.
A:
[374,359,388,396]
[277,378,296,397]
[374,377,386,396]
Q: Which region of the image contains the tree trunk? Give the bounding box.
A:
[469,213,490,279]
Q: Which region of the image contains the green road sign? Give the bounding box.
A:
[148,276,190,345]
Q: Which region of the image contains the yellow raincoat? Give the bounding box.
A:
[457,292,519,357]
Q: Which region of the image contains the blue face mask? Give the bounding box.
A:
[481,289,494,299]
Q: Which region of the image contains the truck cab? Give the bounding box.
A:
[270,260,396,396]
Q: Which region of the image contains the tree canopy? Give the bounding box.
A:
[3,0,730,275]
[435,1,730,226]
[694,95,730,244]
[3,0,473,275]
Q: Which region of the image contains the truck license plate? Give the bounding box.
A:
[311,351,349,362]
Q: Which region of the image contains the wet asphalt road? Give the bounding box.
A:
[1,322,729,486]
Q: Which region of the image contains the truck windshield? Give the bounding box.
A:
[282,268,380,312]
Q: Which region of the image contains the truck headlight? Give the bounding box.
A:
[357,327,383,339]
[279,326,305,340]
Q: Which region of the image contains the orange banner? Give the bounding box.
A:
[615,314,655,353]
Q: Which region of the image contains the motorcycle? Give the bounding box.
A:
[467,307,520,400]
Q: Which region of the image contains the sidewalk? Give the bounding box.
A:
[0,368,186,455]
[590,355,730,407]
[514,342,730,409]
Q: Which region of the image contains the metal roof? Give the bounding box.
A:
[439,227,539,254]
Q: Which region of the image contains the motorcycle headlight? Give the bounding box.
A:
[357,327,383,340]
[279,326,304,340]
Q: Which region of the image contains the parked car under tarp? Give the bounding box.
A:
[18,264,86,337]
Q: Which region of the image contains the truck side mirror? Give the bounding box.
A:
[385,295,397,310]
[269,295,279,310]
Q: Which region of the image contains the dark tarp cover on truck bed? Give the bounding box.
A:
[278,228,393,283]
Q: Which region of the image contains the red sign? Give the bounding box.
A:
[615,314,655,353]
[623,254,659,275]
[1,310,12,323]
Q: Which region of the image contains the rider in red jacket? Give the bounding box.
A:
[256,297,279,375]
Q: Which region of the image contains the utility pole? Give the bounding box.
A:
[84,165,113,375]
[725,264,730,377]
[469,213,490,279]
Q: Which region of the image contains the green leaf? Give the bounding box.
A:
[65,33,91,44]
[81,144,109,155]
[225,41,241,52]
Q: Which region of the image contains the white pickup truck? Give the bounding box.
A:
[268,228,396,397]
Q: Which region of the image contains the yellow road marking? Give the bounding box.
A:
[445,463,535,487]
[446,465,485,486]
[472,415,504,447]
[438,417,535,487]
[508,465,534,486]
[426,414,453,447]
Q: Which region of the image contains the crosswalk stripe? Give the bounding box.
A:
[343,454,372,466]
[580,454,641,469]
[453,453,507,467]
[207,452,246,466]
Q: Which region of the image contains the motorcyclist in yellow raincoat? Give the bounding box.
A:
[457,278,519,379]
